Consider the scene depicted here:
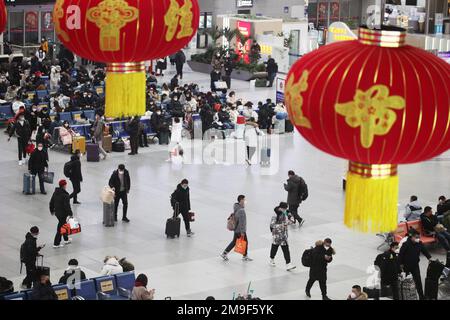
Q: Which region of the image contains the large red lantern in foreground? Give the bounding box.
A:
[53,0,199,117]
[0,1,7,34]
[285,26,450,233]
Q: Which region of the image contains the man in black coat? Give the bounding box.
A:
[28,143,48,194]
[109,164,131,223]
[8,112,31,165]
[31,274,57,300]
[375,242,401,300]
[266,57,278,87]
[305,238,334,300]
[21,226,44,289]
[398,230,432,300]
[66,154,83,205]
[50,180,73,248]
[284,170,307,227]
[127,116,140,155]
[421,206,450,251]
[223,55,234,89]
[174,50,186,79]
[171,179,194,237]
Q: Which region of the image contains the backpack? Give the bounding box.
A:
[63,161,73,178]
[301,247,314,267]
[298,178,308,202]
[227,213,236,231]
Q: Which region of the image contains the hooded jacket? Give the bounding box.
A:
[233,203,247,234]
[284,175,304,205]
[271,207,289,246]
[28,148,48,174]
[100,257,123,276]
[58,266,87,285]
[22,232,41,265]
[404,200,422,221]
[49,187,73,220]
[109,169,131,193]
[171,184,191,214]
[68,155,83,182]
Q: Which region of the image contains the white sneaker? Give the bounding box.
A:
[53,244,64,248]
[286,263,296,271]
[220,253,229,261]
[242,256,253,262]
[64,238,72,244]
[19,160,23,166]
[270,259,276,267]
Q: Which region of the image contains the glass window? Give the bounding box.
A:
[206,14,213,28]
[41,11,54,43]
[199,14,205,29]
[9,11,24,46]
[25,11,39,45]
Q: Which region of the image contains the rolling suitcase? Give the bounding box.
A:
[72,136,86,154]
[86,143,100,162]
[425,277,439,300]
[103,202,115,227]
[102,135,113,153]
[427,260,445,280]
[260,137,271,166]
[398,276,418,300]
[165,203,181,238]
[35,256,50,277]
[23,173,36,195]
[159,131,170,145]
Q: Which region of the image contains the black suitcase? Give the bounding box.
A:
[35,256,50,277]
[86,143,100,162]
[103,203,115,227]
[112,140,125,152]
[425,277,439,300]
[159,131,170,145]
[285,119,294,133]
[427,260,445,280]
[165,203,180,238]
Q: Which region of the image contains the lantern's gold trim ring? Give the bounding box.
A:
[107,62,145,74]
[349,162,398,178]
[358,27,406,48]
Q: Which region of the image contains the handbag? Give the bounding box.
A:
[25,143,35,155]
[60,218,82,235]
[42,171,54,184]
[188,212,195,222]
[234,236,247,255]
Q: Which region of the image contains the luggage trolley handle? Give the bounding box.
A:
[173,202,180,219]
[36,255,44,268]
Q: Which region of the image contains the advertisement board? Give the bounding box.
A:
[276,76,286,104]
[236,20,252,63]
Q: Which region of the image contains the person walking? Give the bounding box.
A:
[266,57,278,88]
[20,226,44,289]
[28,143,48,195]
[92,113,107,160]
[108,164,131,223]
[8,111,31,166]
[174,50,186,79]
[244,118,262,165]
[127,116,140,156]
[49,179,73,248]
[374,241,401,300]
[170,179,194,237]
[220,195,253,261]
[398,229,432,300]
[223,53,234,89]
[284,170,308,227]
[65,154,83,205]
[305,238,335,300]
[270,202,296,271]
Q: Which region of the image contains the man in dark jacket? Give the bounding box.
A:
[305,238,334,300]
[174,50,186,79]
[31,274,57,300]
[223,55,234,89]
[171,179,194,237]
[109,164,131,223]
[437,196,450,218]
[127,116,140,155]
[375,241,401,300]
[28,143,48,195]
[284,170,307,227]
[266,57,278,87]
[50,180,73,248]
[258,99,275,130]
[66,154,83,204]
[21,226,44,289]
[8,112,31,165]
[421,206,450,251]
[58,259,86,286]
[398,229,432,300]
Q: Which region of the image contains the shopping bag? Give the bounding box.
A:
[42,171,54,184]
[234,236,247,255]
[60,218,81,235]
[25,143,35,155]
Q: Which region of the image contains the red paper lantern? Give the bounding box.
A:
[0,1,7,34]
[285,27,450,233]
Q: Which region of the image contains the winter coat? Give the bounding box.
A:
[108,169,131,194]
[100,257,123,276]
[28,149,48,175]
[68,156,83,182]
[266,59,278,75]
[49,187,73,220]
[398,237,432,270]
[375,250,401,284]
[420,213,439,235]
[10,119,31,140]
[309,244,334,281]
[131,286,154,300]
[171,120,183,144]
[59,126,74,145]
[211,56,223,72]
[271,209,289,246]
[175,51,186,66]
[31,282,58,300]
[404,200,423,221]
[127,118,140,136]
[284,175,305,205]
[233,203,247,234]
[58,266,87,285]
[443,211,450,231]
[244,124,262,148]
[437,200,450,216]
[171,184,191,214]
[22,232,41,265]
[93,118,105,142]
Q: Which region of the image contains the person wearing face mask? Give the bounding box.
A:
[127,116,141,156]
[170,179,194,237]
[398,229,432,300]
[31,274,57,300]
[59,121,75,149]
[92,113,108,160]
[269,202,296,271]
[65,154,83,205]
[50,180,73,248]
[221,195,253,262]
[28,143,49,195]
[8,111,32,166]
[347,285,368,300]
[20,226,45,289]
[305,238,335,300]
[374,242,401,300]
[109,164,131,223]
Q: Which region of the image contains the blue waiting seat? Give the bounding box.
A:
[71,111,83,123]
[93,275,128,300]
[36,90,49,100]
[74,280,96,300]
[83,110,95,121]
[0,104,13,119]
[3,292,26,300]
[115,272,136,299]
[52,284,72,300]
[95,86,105,97]
[140,119,154,135]
[59,112,73,124]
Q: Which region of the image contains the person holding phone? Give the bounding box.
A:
[21,226,45,289]
[305,238,335,300]
[131,274,155,300]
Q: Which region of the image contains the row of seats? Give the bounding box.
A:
[1,271,135,301]
[393,220,438,245]
[54,110,96,124]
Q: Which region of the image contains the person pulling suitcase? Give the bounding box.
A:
[101,186,116,227]
[108,164,131,223]
[170,179,194,237]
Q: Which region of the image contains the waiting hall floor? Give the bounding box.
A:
[0,65,449,300]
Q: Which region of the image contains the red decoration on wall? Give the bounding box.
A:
[0,1,7,34]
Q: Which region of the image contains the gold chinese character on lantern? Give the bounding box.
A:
[53,0,70,42]
[164,0,194,42]
[335,85,406,149]
[87,0,139,52]
[286,70,312,129]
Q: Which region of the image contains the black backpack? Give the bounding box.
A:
[63,161,73,178]
[298,178,308,202]
[301,247,314,267]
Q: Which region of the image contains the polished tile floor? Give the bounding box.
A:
[1,64,449,300]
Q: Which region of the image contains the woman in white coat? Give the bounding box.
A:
[244,117,263,165]
[100,256,123,276]
[167,117,183,162]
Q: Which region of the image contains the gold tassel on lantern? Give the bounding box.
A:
[344,162,398,233]
[105,62,146,118]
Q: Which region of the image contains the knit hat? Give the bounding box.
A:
[59,179,67,187]
[30,226,39,234]
[68,259,78,266]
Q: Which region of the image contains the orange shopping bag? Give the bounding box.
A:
[234,236,247,255]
